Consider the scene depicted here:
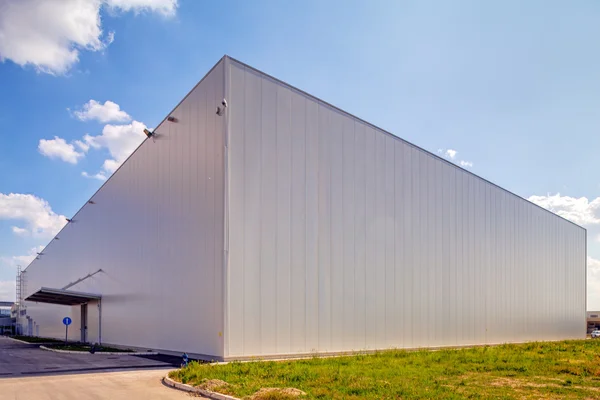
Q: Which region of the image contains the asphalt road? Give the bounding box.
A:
[0,336,180,377]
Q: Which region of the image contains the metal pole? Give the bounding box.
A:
[65,325,68,345]
[98,300,102,345]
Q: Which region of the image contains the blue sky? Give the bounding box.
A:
[1,0,599,307]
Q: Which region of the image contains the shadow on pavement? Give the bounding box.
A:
[131,354,182,367]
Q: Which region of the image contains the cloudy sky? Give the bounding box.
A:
[0,0,599,308]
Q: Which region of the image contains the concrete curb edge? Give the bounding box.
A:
[163,374,239,400]
[39,345,158,356]
[6,337,34,345]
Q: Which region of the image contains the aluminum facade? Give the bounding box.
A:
[225,59,586,358]
[21,60,226,358]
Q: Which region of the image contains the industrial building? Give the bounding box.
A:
[0,302,14,335]
[587,311,600,333]
[17,56,586,361]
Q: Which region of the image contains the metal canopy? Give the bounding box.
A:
[25,287,101,306]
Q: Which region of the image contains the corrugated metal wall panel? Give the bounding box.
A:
[226,59,586,358]
[290,91,307,352]
[21,60,226,358]
[276,84,293,354]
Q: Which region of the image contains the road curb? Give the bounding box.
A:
[6,337,33,345]
[163,373,239,400]
[39,345,158,356]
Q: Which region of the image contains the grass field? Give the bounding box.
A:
[48,344,132,352]
[170,340,600,399]
[9,335,64,344]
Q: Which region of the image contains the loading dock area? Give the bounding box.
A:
[25,288,102,344]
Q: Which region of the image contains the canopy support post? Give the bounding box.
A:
[98,299,102,345]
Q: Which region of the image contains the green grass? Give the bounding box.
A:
[10,335,64,344]
[170,340,600,399]
[48,344,133,352]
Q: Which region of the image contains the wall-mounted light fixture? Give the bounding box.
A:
[144,128,163,143]
[88,200,96,204]
[167,116,178,123]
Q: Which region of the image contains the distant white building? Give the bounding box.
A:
[0,302,14,335]
[19,56,586,360]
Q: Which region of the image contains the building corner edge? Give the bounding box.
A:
[222,55,231,359]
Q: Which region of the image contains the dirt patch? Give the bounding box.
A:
[489,377,521,388]
[197,379,229,392]
[562,359,586,364]
[490,377,560,389]
[574,386,600,393]
[490,377,600,393]
[247,387,306,400]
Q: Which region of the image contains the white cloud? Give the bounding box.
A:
[596,234,600,243]
[438,148,473,168]
[84,120,146,174]
[40,100,140,174]
[82,171,107,181]
[11,226,28,236]
[73,100,131,123]
[53,100,145,178]
[105,0,178,16]
[102,159,121,173]
[1,245,45,270]
[74,140,90,152]
[104,30,115,46]
[38,136,85,164]
[438,148,457,159]
[0,0,178,75]
[0,281,15,302]
[0,193,67,238]
[528,194,600,226]
[0,0,106,75]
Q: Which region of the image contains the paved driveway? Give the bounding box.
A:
[0,336,180,377]
[0,369,194,399]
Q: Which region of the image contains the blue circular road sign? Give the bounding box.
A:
[63,317,72,326]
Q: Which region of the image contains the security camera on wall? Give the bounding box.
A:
[216,98,227,116]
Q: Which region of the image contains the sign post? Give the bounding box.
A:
[62,317,72,344]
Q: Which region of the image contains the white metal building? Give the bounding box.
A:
[19,56,586,361]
